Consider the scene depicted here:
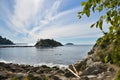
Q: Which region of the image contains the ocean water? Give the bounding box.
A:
[0,45,93,67]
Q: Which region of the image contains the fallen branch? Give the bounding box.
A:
[72,64,78,75]
[67,68,80,79]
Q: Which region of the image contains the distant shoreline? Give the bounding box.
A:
[0,45,93,48]
[0,46,34,48]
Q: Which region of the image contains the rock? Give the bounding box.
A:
[27,74,43,80]
[97,72,105,79]
[88,51,94,55]
[64,70,75,78]
[86,58,93,66]
[81,62,108,75]
[50,75,61,80]
[41,65,50,68]
[74,59,87,71]
[56,69,65,74]
[36,69,44,74]
[36,66,52,74]
[16,73,25,79]
[107,67,114,72]
[80,76,89,80]
[32,66,39,72]
[0,60,117,80]
[0,72,8,80]
[88,43,97,55]
[52,66,60,70]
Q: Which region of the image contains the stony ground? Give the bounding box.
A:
[72,55,118,80]
[0,62,77,80]
[0,55,118,80]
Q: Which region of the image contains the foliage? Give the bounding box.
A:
[78,0,120,43]
[104,53,112,63]
[0,36,14,45]
[115,70,120,80]
[78,0,120,78]
[22,76,29,80]
[10,77,19,80]
[78,0,120,64]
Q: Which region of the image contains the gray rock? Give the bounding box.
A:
[86,58,93,66]
[81,62,107,75]
[80,76,89,80]
[64,70,75,78]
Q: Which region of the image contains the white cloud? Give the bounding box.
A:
[9,0,44,33]
[34,23,102,39]
[31,6,81,34]
[31,0,62,33]
[22,3,103,43]
[0,0,104,44]
[44,0,61,21]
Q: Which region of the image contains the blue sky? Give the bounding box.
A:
[0,0,106,45]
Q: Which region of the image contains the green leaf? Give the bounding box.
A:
[96,5,103,12]
[99,5,103,12]
[111,10,116,17]
[78,15,82,19]
[81,2,86,6]
[99,20,103,30]
[107,17,111,22]
[85,10,90,17]
[92,5,96,12]
[78,12,84,15]
[96,0,102,4]
[93,0,97,4]
[90,24,95,28]
[110,21,114,25]
[96,21,99,28]
[78,12,82,14]
[107,11,111,16]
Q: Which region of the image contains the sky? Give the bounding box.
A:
[0,0,107,45]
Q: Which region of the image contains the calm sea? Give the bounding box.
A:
[0,45,93,67]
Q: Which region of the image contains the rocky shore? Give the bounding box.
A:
[0,42,118,80]
[0,62,75,80]
[72,55,118,80]
[0,54,118,80]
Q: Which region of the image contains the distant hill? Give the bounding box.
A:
[35,39,63,47]
[66,43,74,45]
[0,36,14,45]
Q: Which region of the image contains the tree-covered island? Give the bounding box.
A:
[35,39,63,47]
[0,36,14,45]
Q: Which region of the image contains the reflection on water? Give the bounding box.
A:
[0,45,93,65]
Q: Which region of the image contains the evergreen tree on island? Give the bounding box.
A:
[35,39,63,47]
[0,36,14,45]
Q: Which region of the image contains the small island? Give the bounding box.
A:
[0,36,14,45]
[66,43,74,45]
[35,39,63,47]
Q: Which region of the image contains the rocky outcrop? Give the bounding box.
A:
[35,39,63,47]
[69,54,117,80]
[0,55,117,80]
[0,62,76,80]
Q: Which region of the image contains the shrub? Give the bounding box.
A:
[115,70,120,80]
